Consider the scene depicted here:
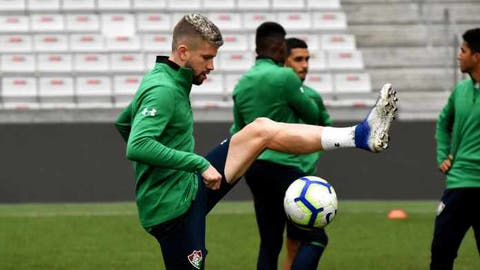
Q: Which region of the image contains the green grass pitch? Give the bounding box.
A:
[0,201,478,270]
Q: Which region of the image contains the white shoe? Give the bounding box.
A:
[354,83,397,152]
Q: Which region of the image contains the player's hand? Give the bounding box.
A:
[201,165,222,190]
[439,155,453,174]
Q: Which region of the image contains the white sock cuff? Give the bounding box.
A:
[321,126,356,150]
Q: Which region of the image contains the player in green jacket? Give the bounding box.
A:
[115,14,397,270]
[430,28,480,270]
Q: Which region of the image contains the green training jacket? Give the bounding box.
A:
[115,56,210,229]
[231,57,322,169]
[436,77,480,188]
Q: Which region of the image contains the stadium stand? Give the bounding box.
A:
[0,0,478,121]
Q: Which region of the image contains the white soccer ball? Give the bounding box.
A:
[284,176,338,229]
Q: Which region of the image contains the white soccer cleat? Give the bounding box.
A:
[354,83,397,152]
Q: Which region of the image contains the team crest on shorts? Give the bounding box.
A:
[187,250,203,269]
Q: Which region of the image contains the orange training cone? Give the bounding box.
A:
[387,209,408,219]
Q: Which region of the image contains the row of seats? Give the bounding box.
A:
[0,11,347,34]
[0,0,341,12]
[0,72,372,108]
[0,49,364,73]
[0,33,355,52]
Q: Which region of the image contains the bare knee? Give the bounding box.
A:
[247,117,279,141]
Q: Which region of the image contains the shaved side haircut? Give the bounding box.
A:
[463,28,480,53]
[255,22,286,55]
[172,13,223,51]
[286,37,308,55]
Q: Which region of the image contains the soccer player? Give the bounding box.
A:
[115,14,397,270]
[430,28,480,270]
[230,23,333,269]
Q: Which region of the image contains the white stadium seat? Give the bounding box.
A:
[69,34,104,52]
[304,73,333,93]
[1,54,35,73]
[33,34,68,52]
[30,14,64,32]
[74,53,109,72]
[101,14,135,37]
[334,73,372,93]
[288,34,320,51]
[0,16,29,33]
[1,77,37,105]
[97,0,131,10]
[76,76,112,104]
[113,75,142,104]
[65,14,100,32]
[238,0,269,10]
[208,13,242,31]
[0,0,25,11]
[142,34,172,52]
[133,0,167,10]
[308,50,327,71]
[191,74,224,95]
[136,13,172,32]
[225,73,243,94]
[28,0,60,11]
[62,0,95,11]
[167,0,200,11]
[272,0,305,10]
[218,52,254,72]
[307,0,341,10]
[327,50,364,70]
[312,12,347,31]
[39,76,75,105]
[203,0,235,10]
[243,12,276,30]
[105,35,140,52]
[37,54,73,73]
[110,53,145,72]
[221,34,248,52]
[321,34,356,50]
[0,35,33,52]
[277,12,311,31]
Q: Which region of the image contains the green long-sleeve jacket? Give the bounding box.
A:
[436,77,480,188]
[115,56,210,229]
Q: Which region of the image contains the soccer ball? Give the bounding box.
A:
[284,176,338,229]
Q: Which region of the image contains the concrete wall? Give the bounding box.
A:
[0,121,445,203]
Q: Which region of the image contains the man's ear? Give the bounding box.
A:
[177,44,190,62]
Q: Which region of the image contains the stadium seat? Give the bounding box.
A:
[136,13,172,32]
[62,0,95,11]
[327,50,364,70]
[31,14,64,32]
[142,34,172,52]
[308,50,327,71]
[74,53,109,72]
[113,75,142,105]
[1,54,35,73]
[288,34,320,51]
[167,0,201,11]
[37,53,73,73]
[28,0,60,11]
[225,73,243,94]
[277,12,311,31]
[110,53,145,72]
[312,12,347,31]
[0,15,29,33]
[243,12,276,30]
[97,0,131,10]
[69,34,104,52]
[191,74,224,101]
[334,73,372,93]
[33,34,68,52]
[304,73,333,93]
[238,0,269,10]
[105,35,140,52]
[1,77,38,105]
[221,34,248,52]
[272,0,305,10]
[132,0,167,10]
[208,13,242,31]
[203,0,235,10]
[320,34,356,50]
[307,0,341,10]
[218,52,254,72]
[65,14,100,32]
[101,13,135,37]
[38,76,75,105]
[0,35,33,52]
[0,0,25,11]
[75,76,112,105]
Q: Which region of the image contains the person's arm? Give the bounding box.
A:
[284,70,320,124]
[114,102,133,143]
[126,88,210,174]
[435,90,455,169]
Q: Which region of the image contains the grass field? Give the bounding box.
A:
[0,201,479,270]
